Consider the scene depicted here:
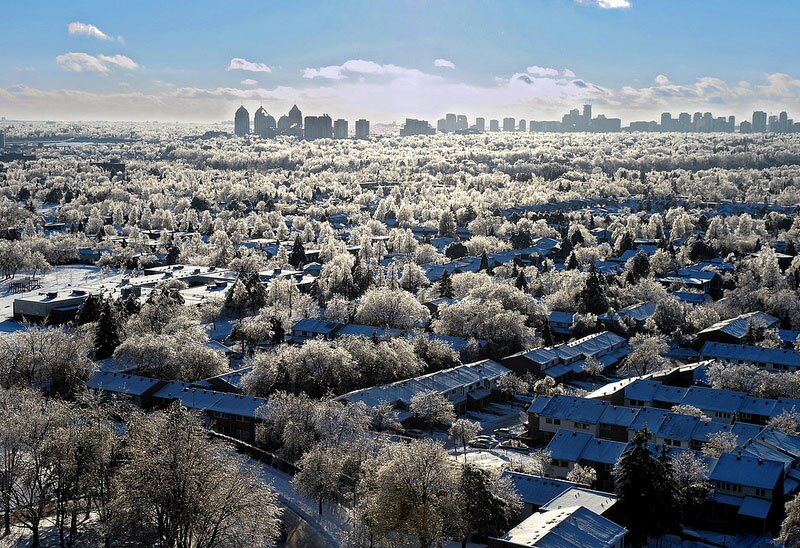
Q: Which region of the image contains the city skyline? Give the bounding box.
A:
[1,0,800,122]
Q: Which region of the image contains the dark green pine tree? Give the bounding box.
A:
[479,251,489,272]
[540,320,554,347]
[614,429,682,547]
[580,267,609,314]
[289,235,306,268]
[74,294,104,326]
[566,252,579,270]
[350,258,372,299]
[627,251,650,283]
[165,245,180,265]
[459,464,516,542]
[515,271,528,291]
[439,269,455,299]
[94,300,121,360]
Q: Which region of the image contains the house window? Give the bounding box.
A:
[755,488,767,497]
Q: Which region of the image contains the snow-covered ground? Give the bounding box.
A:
[0,265,126,333]
[254,458,349,547]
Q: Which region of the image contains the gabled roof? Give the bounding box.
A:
[535,395,608,424]
[547,430,593,461]
[700,341,800,368]
[499,472,576,507]
[497,505,627,548]
[710,453,783,490]
[86,371,164,396]
[698,311,779,340]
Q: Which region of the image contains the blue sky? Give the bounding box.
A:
[1,0,799,122]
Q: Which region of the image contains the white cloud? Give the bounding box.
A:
[67,22,121,42]
[56,52,138,73]
[227,58,272,73]
[576,0,631,8]
[655,74,670,85]
[527,66,560,77]
[434,59,456,69]
[563,69,576,78]
[303,59,435,80]
[4,69,800,124]
[240,79,258,86]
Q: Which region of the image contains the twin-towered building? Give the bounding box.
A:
[234,105,369,140]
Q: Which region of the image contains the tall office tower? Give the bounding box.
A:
[702,112,713,132]
[489,119,500,132]
[518,119,526,132]
[399,119,436,136]
[234,105,250,136]
[678,112,691,132]
[304,114,333,140]
[769,115,779,133]
[333,118,348,139]
[727,116,736,133]
[456,115,468,131]
[437,119,446,132]
[692,112,702,131]
[355,119,369,139]
[288,105,303,128]
[752,111,767,133]
[740,120,752,133]
[502,117,516,131]
[254,106,276,137]
[660,113,672,131]
[0,131,4,149]
[583,104,592,127]
[475,117,486,132]
[780,111,790,133]
[445,113,457,132]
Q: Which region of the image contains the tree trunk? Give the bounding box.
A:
[318,497,323,516]
[32,525,40,548]
[68,508,78,548]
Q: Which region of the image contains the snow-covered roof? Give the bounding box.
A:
[499,472,577,507]
[698,311,779,340]
[86,371,164,396]
[709,453,783,490]
[339,359,509,409]
[496,505,626,548]
[700,341,800,369]
[540,486,617,515]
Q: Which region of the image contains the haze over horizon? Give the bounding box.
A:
[2,0,800,124]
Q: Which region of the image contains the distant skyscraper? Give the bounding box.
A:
[703,112,713,132]
[399,119,435,136]
[234,105,250,136]
[692,112,702,131]
[502,117,515,132]
[0,131,4,149]
[437,118,446,132]
[727,116,736,133]
[489,119,500,132]
[518,119,526,132]
[583,104,592,128]
[456,115,468,131]
[333,119,348,139]
[288,105,302,128]
[475,117,486,132]
[254,106,276,137]
[660,112,672,131]
[355,119,369,139]
[304,115,333,140]
[740,120,752,133]
[678,112,691,132]
[445,113,457,132]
